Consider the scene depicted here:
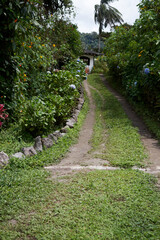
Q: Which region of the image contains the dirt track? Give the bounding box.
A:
[45,75,160,183]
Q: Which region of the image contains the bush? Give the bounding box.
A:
[104,0,160,117]
[19,97,56,136]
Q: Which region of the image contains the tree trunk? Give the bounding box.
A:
[98,34,101,52]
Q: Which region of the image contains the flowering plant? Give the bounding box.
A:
[0,104,9,128]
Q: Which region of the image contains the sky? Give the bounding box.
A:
[71,0,141,33]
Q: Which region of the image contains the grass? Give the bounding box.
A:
[0,124,34,155]
[0,75,160,240]
[88,74,148,168]
[103,71,160,142]
[0,170,160,239]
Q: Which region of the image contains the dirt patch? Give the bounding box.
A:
[45,76,160,185]
[45,79,109,179]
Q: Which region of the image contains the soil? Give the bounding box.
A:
[45,75,160,185]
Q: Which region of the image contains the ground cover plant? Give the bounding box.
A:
[88,74,147,168]
[0,170,159,239]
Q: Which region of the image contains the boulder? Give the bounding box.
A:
[0,152,9,168]
[34,136,43,152]
[42,137,53,148]
[12,152,25,159]
[22,147,37,156]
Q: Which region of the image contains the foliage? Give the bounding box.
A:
[53,20,83,68]
[94,0,123,51]
[0,0,82,120]
[18,60,85,135]
[80,32,101,51]
[19,97,56,136]
[91,55,108,73]
[104,0,160,118]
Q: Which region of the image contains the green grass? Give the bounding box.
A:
[0,124,34,155]
[103,71,160,142]
[88,74,148,168]
[0,76,159,240]
[0,170,159,239]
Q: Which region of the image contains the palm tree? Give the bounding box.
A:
[94,0,123,52]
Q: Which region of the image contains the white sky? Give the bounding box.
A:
[72,0,141,33]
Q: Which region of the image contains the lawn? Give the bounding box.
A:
[0,74,159,240]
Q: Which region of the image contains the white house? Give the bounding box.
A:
[80,50,101,72]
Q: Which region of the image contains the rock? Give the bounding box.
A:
[79,98,84,105]
[0,152,9,168]
[77,103,82,110]
[22,147,37,156]
[48,134,58,143]
[60,132,66,137]
[42,137,53,148]
[72,109,80,120]
[12,152,25,159]
[66,118,75,128]
[34,136,43,152]
[53,130,61,138]
[60,126,69,133]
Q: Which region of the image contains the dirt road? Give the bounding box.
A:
[45,76,160,184]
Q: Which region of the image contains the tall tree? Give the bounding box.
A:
[94,0,123,52]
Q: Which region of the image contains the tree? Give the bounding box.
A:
[0,0,74,106]
[94,0,123,52]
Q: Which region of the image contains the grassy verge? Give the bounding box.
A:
[0,170,159,239]
[104,71,160,142]
[88,74,148,168]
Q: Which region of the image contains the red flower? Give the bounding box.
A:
[0,104,4,111]
[14,19,18,23]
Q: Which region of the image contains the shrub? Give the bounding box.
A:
[19,97,56,136]
[104,0,160,116]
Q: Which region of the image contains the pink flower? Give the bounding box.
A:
[0,104,4,111]
[0,122,2,127]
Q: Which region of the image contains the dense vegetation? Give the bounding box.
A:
[80,32,105,51]
[102,0,160,121]
[0,0,84,137]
